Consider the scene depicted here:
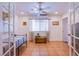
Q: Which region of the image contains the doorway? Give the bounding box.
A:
[62,17,68,43]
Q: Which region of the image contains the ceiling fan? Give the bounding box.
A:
[33,2,50,16]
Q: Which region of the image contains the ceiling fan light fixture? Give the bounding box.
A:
[55,11,58,14]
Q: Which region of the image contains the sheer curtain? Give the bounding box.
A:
[30,20,49,31]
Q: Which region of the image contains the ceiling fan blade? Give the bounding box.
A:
[31,2,50,16]
[41,10,48,14]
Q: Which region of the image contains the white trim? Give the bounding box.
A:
[70,34,79,40]
[3,45,14,56]
[69,44,79,56]
[69,34,79,56]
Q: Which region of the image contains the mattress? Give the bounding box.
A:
[15,36,26,48]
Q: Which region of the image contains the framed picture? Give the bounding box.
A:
[23,21,27,26]
[2,11,9,20]
[52,21,59,25]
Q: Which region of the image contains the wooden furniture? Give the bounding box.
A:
[35,36,47,43]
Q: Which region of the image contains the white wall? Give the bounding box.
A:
[14,16,30,41]
[15,16,63,41]
[61,10,71,44]
[49,16,62,41]
[14,16,63,41]
[14,15,71,42]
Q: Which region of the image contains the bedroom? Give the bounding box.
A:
[0,2,79,56]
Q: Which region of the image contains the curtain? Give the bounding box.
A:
[30,20,49,31]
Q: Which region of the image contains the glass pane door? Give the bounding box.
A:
[69,2,79,56]
[74,2,79,55]
[0,2,15,56]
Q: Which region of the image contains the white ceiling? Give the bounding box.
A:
[0,2,70,18]
[14,2,70,17]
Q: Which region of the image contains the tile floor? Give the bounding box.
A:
[19,41,69,56]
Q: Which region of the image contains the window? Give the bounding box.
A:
[30,20,49,31]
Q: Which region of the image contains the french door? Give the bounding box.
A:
[69,2,79,56]
[0,2,16,56]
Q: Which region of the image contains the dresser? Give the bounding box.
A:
[35,36,47,43]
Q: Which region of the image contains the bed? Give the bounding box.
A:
[2,34,27,56]
[15,35,27,55]
[15,35,27,48]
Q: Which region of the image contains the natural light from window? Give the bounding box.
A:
[30,20,49,31]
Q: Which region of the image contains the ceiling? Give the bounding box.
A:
[14,2,70,17]
[0,2,70,19]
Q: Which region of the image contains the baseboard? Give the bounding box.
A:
[49,40,64,42]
